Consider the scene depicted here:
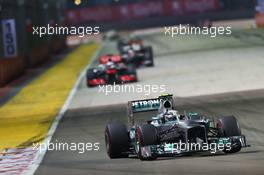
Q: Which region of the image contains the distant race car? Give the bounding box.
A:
[105,94,249,160]
[117,38,154,67]
[86,57,137,87]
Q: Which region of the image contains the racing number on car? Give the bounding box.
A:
[2,19,17,57]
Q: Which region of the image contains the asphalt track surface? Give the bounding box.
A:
[70,29,264,108]
[36,29,264,175]
[35,90,264,175]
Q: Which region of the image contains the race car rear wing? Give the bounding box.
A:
[127,94,174,127]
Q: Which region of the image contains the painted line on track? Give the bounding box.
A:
[24,44,103,175]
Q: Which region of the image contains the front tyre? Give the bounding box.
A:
[105,122,129,158]
[135,124,158,160]
[217,116,242,153]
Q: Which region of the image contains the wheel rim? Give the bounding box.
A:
[135,138,140,154]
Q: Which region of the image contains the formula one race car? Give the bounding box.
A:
[105,94,249,160]
[117,38,154,67]
[86,59,137,87]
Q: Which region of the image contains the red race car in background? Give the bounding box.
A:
[86,55,138,87]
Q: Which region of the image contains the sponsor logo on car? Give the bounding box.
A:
[132,99,160,112]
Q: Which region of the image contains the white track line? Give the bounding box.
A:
[24,44,103,175]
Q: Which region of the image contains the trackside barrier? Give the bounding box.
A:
[0,0,66,87]
[0,57,24,86]
[256,0,264,27]
[66,0,220,25]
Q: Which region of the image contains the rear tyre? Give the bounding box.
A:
[117,40,126,52]
[127,65,138,82]
[86,68,96,87]
[217,116,242,153]
[105,122,130,158]
[144,46,154,67]
[135,124,158,160]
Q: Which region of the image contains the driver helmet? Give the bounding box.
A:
[106,58,115,68]
[128,49,135,58]
[164,110,178,121]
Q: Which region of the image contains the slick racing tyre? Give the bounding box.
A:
[105,122,129,158]
[217,116,242,153]
[127,65,138,82]
[86,68,96,87]
[144,46,154,67]
[135,124,158,160]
